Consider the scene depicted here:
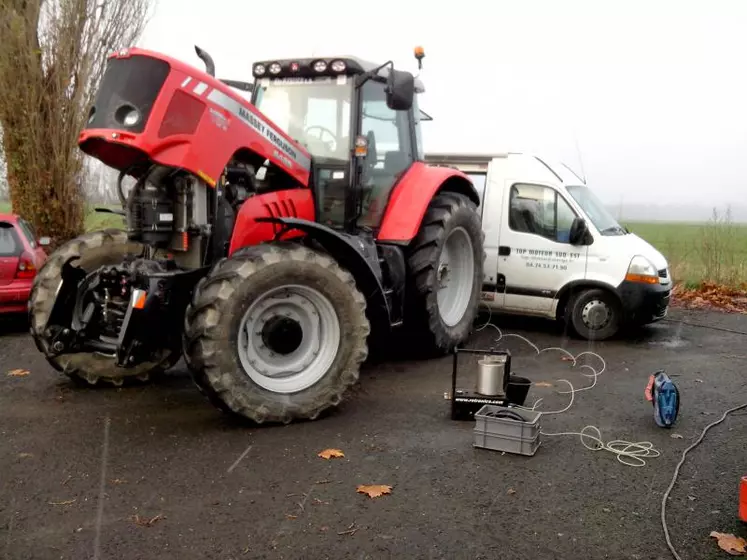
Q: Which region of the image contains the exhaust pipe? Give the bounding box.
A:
[194,45,215,77]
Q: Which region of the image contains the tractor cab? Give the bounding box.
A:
[249,53,427,232]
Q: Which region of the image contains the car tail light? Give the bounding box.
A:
[15,251,36,279]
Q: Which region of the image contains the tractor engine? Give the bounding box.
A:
[123,162,256,262]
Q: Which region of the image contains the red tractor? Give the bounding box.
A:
[28,46,485,423]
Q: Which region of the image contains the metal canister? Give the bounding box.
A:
[476,356,507,396]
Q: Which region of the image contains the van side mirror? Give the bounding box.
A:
[568,218,590,245]
[386,68,415,111]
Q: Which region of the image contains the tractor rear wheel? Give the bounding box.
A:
[405,192,484,352]
[183,242,370,424]
[28,229,179,386]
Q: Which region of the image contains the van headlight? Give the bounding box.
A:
[625,255,659,285]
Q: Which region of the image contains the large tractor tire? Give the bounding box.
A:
[29,229,179,386]
[183,242,370,424]
[404,192,485,353]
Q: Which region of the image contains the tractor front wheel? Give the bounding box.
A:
[28,229,179,386]
[183,242,370,424]
[405,192,485,353]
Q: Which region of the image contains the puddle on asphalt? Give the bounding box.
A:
[648,337,689,349]
[644,320,689,348]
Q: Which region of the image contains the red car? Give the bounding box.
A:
[0,214,49,314]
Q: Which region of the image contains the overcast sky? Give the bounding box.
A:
[139,0,747,208]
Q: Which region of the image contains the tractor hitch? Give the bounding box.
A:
[42,257,206,367]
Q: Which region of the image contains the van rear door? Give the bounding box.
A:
[463,169,506,307]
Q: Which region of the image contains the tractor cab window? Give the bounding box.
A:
[253,77,352,162]
[358,80,415,228]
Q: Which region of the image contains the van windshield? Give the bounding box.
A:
[566,185,627,236]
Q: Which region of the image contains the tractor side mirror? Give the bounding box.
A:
[386,68,415,111]
[568,217,590,246]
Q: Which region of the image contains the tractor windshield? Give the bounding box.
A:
[253,77,352,163]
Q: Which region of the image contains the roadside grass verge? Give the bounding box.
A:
[625,208,747,312]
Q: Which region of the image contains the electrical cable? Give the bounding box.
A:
[660,402,747,560]
[472,308,747,554]
[662,317,747,337]
[473,306,661,467]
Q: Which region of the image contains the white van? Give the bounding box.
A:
[424,152,672,340]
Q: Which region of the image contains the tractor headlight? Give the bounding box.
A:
[626,255,659,284]
[312,60,327,72]
[253,63,266,76]
[330,59,346,73]
[123,109,140,127]
[269,62,282,75]
[114,104,140,127]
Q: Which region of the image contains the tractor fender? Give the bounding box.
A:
[255,217,392,330]
[376,162,481,244]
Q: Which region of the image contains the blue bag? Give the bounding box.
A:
[644,370,680,428]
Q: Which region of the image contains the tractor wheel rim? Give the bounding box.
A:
[237,284,341,394]
[436,226,475,327]
[581,299,612,330]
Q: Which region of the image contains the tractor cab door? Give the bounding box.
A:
[356,80,416,229]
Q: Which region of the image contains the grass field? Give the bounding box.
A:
[0,201,124,232]
[624,213,747,288]
[2,201,745,287]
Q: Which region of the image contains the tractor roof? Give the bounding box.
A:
[252,56,425,93]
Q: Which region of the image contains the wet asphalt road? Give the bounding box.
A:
[1,309,747,560]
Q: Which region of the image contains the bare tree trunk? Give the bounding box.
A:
[0,0,151,245]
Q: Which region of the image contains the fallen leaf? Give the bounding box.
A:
[710,531,747,556]
[534,382,553,388]
[110,478,127,484]
[672,282,747,314]
[671,434,684,439]
[18,453,32,458]
[49,499,76,506]
[507,488,517,495]
[318,448,345,460]
[131,514,164,527]
[7,369,30,377]
[356,484,392,498]
[285,514,297,520]
[338,521,358,535]
[696,379,704,383]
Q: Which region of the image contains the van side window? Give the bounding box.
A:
[508,183,578,243]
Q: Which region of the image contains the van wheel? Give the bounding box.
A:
[566,288,620,341]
